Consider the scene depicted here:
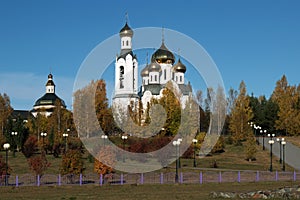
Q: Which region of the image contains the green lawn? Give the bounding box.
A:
[0,140,294,176]
[0,181,296,200]
[0,141,297,200]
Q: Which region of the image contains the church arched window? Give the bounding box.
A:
[180,76,182,82]
[164,69,166,80]
[120,66,124,89]
[133,65,135,90]
[126,40,129,46]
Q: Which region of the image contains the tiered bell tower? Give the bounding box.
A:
[113,21,138,111]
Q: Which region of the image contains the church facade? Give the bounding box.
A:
[113,22,192,112]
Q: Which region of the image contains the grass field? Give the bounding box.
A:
[0,138,294,176]
[0,181,297,200]
[0,138,298,199]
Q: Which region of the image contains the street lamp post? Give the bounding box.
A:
[3,143,10,186]
[177,138,182,168]
[254,125,261,142]
[192,139,197,167]
[101,135,108,146]
[268,137,275,172]
[40,132,47,151]
[276,137,284,164]
[63,129,69,153]
[172,140,180,183]
[121,135,128,162]
[261,129,267,150]
[282,140,286,171]
[11,131,18,157]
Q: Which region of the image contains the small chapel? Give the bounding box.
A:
[31,73,66,117]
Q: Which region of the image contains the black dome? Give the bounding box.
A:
[46,73,55,86]
[34,93,66,108]
[119,22,133,37]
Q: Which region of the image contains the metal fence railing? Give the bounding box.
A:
[0,170,299,187]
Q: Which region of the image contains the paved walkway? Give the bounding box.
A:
[257,137,300,171]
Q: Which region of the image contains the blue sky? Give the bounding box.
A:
[0,0,299,110]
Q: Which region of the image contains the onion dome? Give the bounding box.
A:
[173,59,186,73]
[46,73,55,86]
[148,62,161,72]
[119,22,133,37]
[151,42,175,64]
[141,64,150,77]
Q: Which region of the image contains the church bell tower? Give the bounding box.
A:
[113,20,138,110]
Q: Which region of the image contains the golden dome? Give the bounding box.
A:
[148,62,161,72]
[151,42,175,64]
[173,59,186,73]
[141,65,150,77]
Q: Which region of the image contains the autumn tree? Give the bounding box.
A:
[22,135,38,158]
[0,93,13,142]
[28,152,50,178]
[212,86,227,135]
[94,146,116,176]
[94,80,115,135]
[158,83,181,136]
[227,87,238,115]
[47,99,71,147]
[272,75,300,135]
[73,80,107,138]
[229,81,253,145]
[0,154,11,184]
[60,149,85,176]
[26,112,48,140]
[244,136,257,161]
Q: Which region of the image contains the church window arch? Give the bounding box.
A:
[120,66,124,89]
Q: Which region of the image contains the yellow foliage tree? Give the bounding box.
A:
[229,81,253,145]
[94,146,116,175]
[272,75,300,135]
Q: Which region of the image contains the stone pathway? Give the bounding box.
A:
[257,137,300,171]
[211,186,300,199]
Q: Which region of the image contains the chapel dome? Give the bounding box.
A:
[34,93,66,108]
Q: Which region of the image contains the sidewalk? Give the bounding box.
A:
[257,137,300,171]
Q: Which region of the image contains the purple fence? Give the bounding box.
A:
[1,170,299,187]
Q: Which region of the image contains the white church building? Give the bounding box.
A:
[113,21,192,112]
